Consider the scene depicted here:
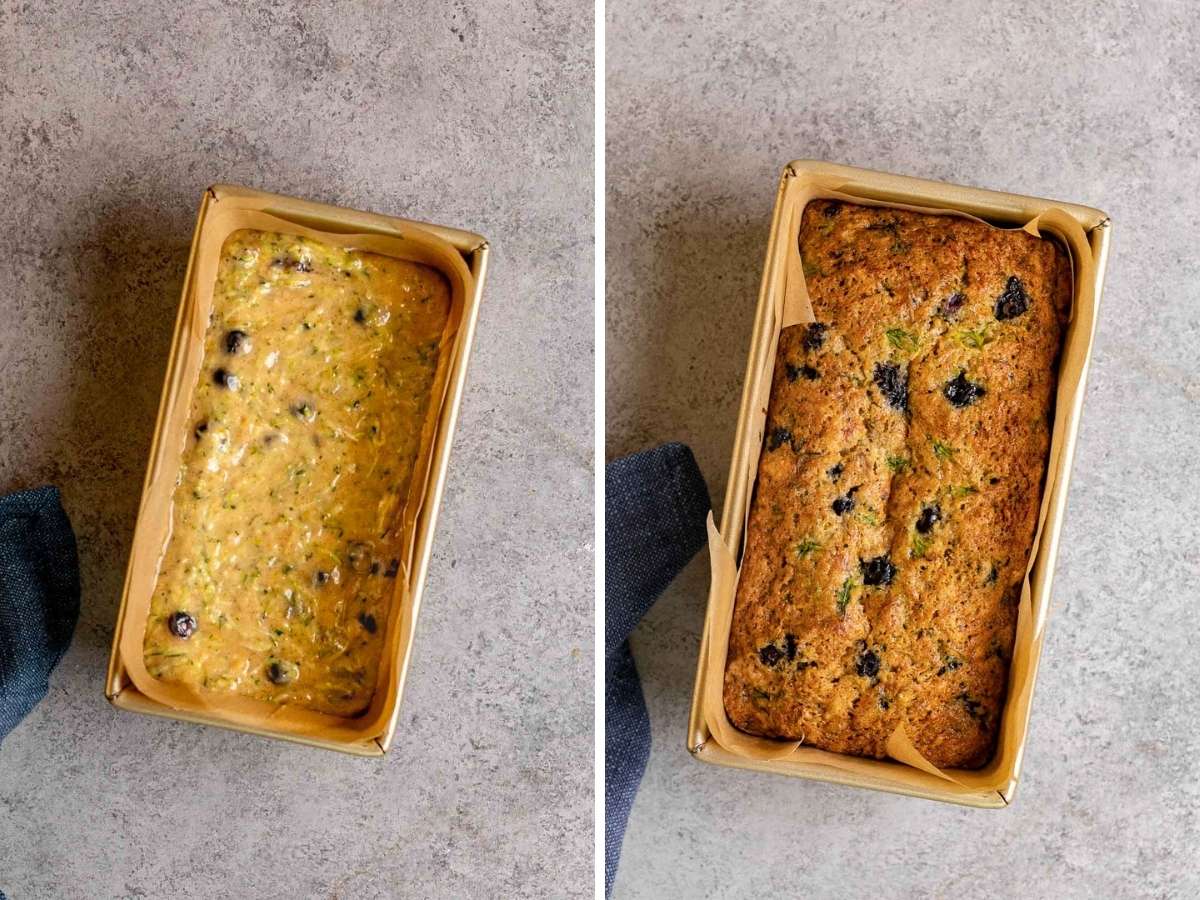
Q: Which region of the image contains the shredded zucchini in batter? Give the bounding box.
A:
[143,229,450,716]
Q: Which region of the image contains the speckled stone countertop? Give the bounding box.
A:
[608,1,1198,897]
[0,3,592,898]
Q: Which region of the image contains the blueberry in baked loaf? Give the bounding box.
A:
[722,200,1071,769]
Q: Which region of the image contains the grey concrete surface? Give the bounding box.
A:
[0,3,592,898]
[607,1,1199,897]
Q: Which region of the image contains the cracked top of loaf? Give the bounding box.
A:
[723,200,1070,769]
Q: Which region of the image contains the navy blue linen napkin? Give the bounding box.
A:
[0,485,81,745]
[605,443,710,896]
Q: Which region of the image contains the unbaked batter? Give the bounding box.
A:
[142,229,450,716]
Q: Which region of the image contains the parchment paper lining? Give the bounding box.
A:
[701,175,1097,791]
[117,203,473,744]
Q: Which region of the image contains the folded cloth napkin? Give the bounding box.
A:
[0,486,80,745]
[605,443,710,897]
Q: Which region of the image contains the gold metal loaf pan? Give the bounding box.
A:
[689,160,1110,806]
[106,184,488,755]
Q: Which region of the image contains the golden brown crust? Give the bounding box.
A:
[723,200,1070,769]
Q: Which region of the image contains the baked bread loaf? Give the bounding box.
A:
[723,200,1070,768]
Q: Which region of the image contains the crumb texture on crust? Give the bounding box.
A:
[723,200,1070,769]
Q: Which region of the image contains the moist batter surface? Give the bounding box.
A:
[143,229,450,716]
